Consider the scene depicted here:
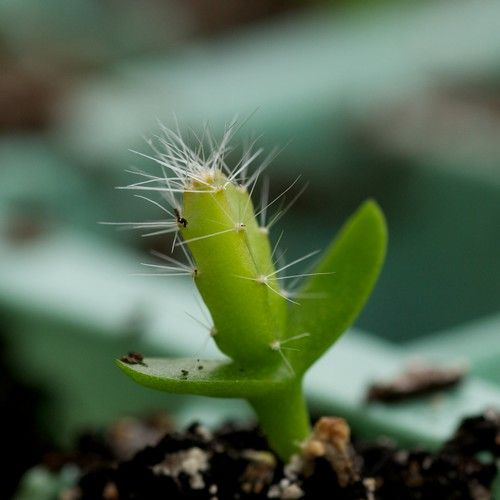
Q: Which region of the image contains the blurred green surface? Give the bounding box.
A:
[0,0,499,494]
[2,0,499,341]
[2,139,498,341]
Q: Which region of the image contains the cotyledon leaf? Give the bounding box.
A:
[287,200,387,374]
[117,358,289,398]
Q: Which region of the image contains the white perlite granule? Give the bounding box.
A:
[267,478,304,499]
[152,447,210,490]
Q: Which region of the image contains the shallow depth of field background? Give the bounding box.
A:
[1,0,499,482]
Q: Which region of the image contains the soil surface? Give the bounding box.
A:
[0,329,50,498]
[51,409,500,499]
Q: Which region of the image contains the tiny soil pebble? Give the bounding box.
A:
[52,409,500,499]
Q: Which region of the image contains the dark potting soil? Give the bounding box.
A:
[56,409,500,500]
[0,327,51,498]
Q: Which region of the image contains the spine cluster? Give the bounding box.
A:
[121,121,315,370]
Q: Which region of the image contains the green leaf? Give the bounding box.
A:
[288,200,387,373]
[117,357,288,398]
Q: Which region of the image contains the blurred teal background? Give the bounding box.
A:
[1,0,499,338]
[1,0,500,494]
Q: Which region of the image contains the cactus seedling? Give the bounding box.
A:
[117,121,387,460]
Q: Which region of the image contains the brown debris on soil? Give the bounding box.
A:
[102,481,119,500]
[366,362,467,403]
[298,417,360,487]
[240,450,276,495]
